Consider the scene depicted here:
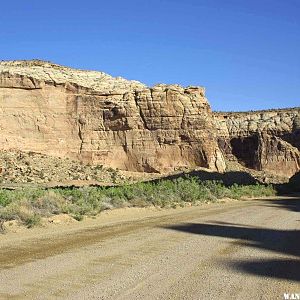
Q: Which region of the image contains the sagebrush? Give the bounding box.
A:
[0,177,275,228]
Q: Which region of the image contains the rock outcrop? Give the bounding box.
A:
[0,60,225,174]
[213,109,300,178]
[0,60,299,181]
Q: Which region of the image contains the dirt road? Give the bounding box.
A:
[0,197,299,300]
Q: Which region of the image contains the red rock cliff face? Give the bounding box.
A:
[0,60,225,173]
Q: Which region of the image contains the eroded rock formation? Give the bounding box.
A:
[0,60,299,181]
[0,60,225,174]
[213,109,300,178]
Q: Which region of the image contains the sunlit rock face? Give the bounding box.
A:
[1,60,298,178]
[0,60,225,173]
[213,109,300,178]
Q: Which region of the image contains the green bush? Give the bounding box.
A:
[24,214,41,228]
[0,177,276,228]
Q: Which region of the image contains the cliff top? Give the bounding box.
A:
[214,107,300,117]
[0,59,147,94]
[1,60,297,113]
[0,60,207,95]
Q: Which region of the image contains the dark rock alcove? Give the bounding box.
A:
[230,135,260,169]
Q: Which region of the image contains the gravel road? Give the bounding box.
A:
[0,196,299,300]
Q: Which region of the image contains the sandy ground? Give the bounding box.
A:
[0,196,299,299]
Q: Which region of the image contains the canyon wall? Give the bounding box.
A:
[0,60,299,179]
[0,60,225,173]
[213,109,300,177]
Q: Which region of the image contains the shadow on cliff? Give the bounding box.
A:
[151,170,258,186]
[276,171,300,195]
[162,196,300,282]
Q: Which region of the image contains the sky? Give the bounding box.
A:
[0,0,299,111]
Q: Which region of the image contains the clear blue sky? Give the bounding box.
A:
[1,0,299,111]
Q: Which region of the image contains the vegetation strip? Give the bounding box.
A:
[0,177,275,229]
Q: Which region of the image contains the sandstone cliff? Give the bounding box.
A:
[0,60,225,174]
[213,109,300,178]
[0,60,299,182]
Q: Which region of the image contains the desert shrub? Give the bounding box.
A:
[24,214,41,228]
[203,180,231,199]
[0,178,276,229]
[0,188,44,207]
[0,205,19,221]
[72,214,84,221]
[0,190,12,207]
[30,190,66,216]
[0,199,41,227]
[228,183,275,199]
